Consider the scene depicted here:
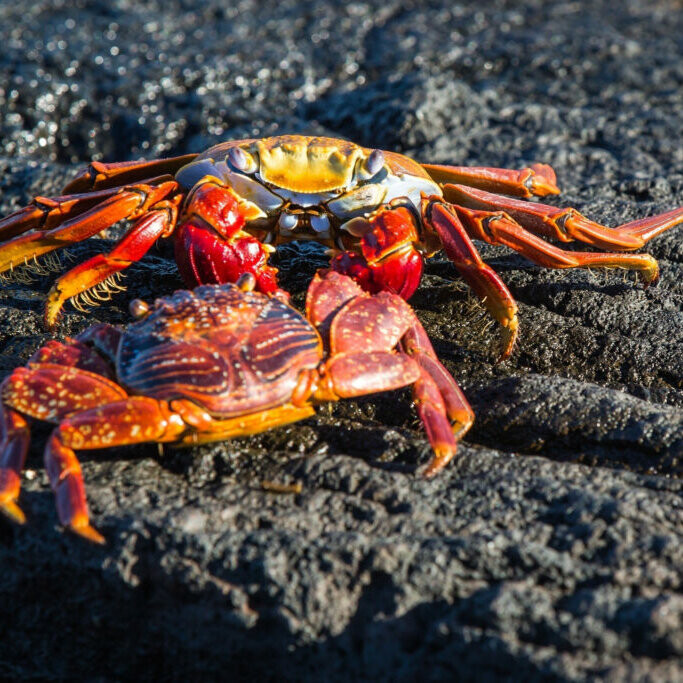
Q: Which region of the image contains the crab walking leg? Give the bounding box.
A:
[454,206,660,282]
[63,153,198,193]
[0,360,129,529]
[44,197,181,328]
[401,325,474,476]
[0,404,30,524]
[443,184,683,254]
[45,397,186,543]
[400,323,474,438]
[0,181,178,278]
[423,162,560,198]
[315,351,463,475]
[0,187,126,243]
[422,198,519,359]
[309,275,470,474]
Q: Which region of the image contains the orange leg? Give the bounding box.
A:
[316,349,467,476]
[311,274,472,475]
[401,320,474,477]
[63,153,198,193]
[422,197,519,359]
[423,162,560,198]
[44,196,181,327]
[0,187,124,243]
[0,404,30,524]
[454,206,660,283]
[0,358,129,530]
[44,396,185,543]
[0,180,178,292]
[443,183,683,252]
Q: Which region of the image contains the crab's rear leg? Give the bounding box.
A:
[423,162,560,198]
[0,405,30,524]
[400,322,474,476]
[311,274,471,475]
[44,196,182,328]
[444,184,683,255]
[454,206,661,282]
[0,187,130,243]
[63,153,198,193]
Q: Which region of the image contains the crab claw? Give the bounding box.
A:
[174,217,279,293]
[331,205,424,299]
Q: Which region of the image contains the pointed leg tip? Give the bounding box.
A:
[529,163,561,196]
[0,499,27,525]
[497,317,518,363]
[422,445,456,478]
[69,521,106,545]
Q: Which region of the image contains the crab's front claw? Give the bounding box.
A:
[174,180,281,294]
[174,217,279,294]
[331,205,424,299]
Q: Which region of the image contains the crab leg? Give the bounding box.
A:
[401,323,474,477]
[422,197,519,359]
[0,354,129,531]
[44,196,182,328]
[0,187,125,243]
[454,206,660,283]
[423,162,560,198]
[63,153,198,193]
[401,324,474,436]
[443,184,683,252]
[0,181,178,280]
[45,397,186,543]
[0,405,30,524]
[311,273,471,475]
[0,335,117,524]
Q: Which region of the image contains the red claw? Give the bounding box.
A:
[331,206,424,300]
[174,218,278,293]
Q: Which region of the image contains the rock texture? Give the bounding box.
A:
[0,0,681,680]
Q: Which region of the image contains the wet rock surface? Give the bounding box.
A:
[0,0,681,680]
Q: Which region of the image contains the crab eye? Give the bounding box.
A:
[228,147,257,174]
[278,213,298,232]
[364,149,385,176]
[129,298,150,319]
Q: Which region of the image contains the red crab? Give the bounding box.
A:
[0,270,473,542]
[0,135,681,357]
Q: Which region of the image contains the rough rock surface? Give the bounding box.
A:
[0,0,681,680]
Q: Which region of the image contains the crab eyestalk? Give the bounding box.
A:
[227,146,258,174]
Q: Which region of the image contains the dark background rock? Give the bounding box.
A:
[0,0,681,680]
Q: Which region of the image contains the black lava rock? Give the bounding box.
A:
[0,0,681,680]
